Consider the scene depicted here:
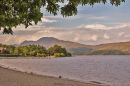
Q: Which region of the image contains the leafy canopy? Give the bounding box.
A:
[0,0,125,34]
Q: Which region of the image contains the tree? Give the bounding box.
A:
[14,45,48,57]
[0,0,125,34]
[48,45,71,57]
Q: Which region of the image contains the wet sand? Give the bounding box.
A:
[0,67,101,86]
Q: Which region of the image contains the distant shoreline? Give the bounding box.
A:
[0,54,130,58]
[0,54,19,57]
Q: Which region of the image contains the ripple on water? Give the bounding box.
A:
[0,55,130,86]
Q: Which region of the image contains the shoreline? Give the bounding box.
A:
[0,65,105,86]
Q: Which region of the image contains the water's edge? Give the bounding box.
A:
[0,63,108,86]
[1,56,130,86]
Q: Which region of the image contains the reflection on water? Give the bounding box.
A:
[0,55,130,86]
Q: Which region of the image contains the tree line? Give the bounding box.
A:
[0,44,72,57]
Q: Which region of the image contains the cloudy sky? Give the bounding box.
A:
[0,1,130,45]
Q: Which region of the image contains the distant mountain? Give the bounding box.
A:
[96,41,130,50]
[21,37,130,55]
[21,37,93,55]
[92,41,130,55]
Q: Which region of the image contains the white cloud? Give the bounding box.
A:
[91,35,98,41]
[118,32,125,36]
[84,24,107,30]
[74,37,80,42]
[78,23,130,30]
[104,34,110,39]
[1,22,130,45]
[41,17,57,23]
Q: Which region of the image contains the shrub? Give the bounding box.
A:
[54,53,65,57]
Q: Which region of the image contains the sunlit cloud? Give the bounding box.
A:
[104,34,110,39]
[0,1,130,45]
[41,17,57,23]
[78,23,130,30]
[1,22,130,45]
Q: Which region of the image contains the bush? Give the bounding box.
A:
[54,53,65,57]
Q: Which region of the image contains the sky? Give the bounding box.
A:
[0,0,130,45]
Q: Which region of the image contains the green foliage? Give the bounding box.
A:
[48,45,72,57]
[13,45,48,57]
[0,0,125,34]
[54,53,65,57]
[0,44,72,57]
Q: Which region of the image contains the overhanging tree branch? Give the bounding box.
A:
[0,0,125,34]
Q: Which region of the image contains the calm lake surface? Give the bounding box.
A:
[0,55,130,86]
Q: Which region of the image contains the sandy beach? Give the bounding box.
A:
[0,66,102,86]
